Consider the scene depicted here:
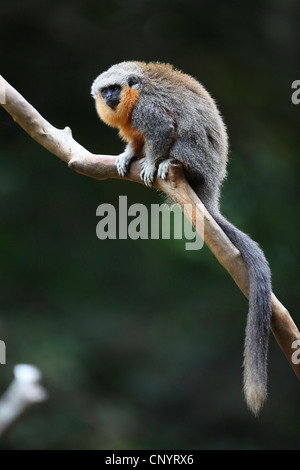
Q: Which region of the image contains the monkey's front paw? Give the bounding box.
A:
[140,159,157,187]
[157,158,173,180]
[116,153,134,177]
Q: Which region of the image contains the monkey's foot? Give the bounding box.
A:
[140,159,157,186]
[116,152,134,177]
[157,158,173,180]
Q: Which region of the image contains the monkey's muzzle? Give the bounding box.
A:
[105,95,120,109]
[101,86,122,110]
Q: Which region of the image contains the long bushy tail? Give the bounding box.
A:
[211,210,272,415]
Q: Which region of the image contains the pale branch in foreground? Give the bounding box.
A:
[0,365,48,439]
[0,75,299,383]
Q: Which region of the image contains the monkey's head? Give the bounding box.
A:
[91,62,144,129]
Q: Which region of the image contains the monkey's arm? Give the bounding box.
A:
[131,99,176,186]
[116,144,136,177]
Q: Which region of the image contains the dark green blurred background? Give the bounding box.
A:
[0,0,299,450]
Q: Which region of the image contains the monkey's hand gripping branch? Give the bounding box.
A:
[1,76,299,382]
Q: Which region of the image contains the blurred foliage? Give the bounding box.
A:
[0,0,299,450]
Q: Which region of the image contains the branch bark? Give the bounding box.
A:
[1,76,299,381]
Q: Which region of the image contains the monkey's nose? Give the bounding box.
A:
[106,95,120,109]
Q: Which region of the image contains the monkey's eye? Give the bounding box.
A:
[128,76,138,88]
[110,85,121,92]
[101,87,108,95]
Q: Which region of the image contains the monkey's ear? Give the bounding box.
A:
[128,75,139,88]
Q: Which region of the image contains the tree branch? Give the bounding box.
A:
[1,75,299,382]
[0,365,48,439]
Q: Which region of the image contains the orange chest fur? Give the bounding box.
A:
[96,86,144,157]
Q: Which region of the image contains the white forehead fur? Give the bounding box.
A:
[91,62,143,98]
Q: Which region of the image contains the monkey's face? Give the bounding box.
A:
[99,75,140,111]
[91,62,143,129]
[100,84,122,110]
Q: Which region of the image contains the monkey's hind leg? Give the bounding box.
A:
[157,158,173,180]
[140,157,158,186]
[140,157,174,186]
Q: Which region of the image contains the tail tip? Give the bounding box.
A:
[244,384,267,417]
